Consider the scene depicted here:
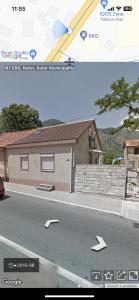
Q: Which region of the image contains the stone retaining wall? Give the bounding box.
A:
[75,165,126,198]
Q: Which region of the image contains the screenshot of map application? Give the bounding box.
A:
[0,0,138,62]
[0,62,139,289]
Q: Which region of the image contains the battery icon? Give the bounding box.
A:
[123,6,133,11]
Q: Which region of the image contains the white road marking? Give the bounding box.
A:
[6,189,120,216]
[44,219,59,228]
[91,236,107,252]
[0,234,94,288]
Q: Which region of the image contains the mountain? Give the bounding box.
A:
[98,128,139,163]
[42,119,64,127]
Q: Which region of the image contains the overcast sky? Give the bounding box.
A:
[0,63,138,128]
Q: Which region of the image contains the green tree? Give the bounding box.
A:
[95,77,139,132]
[103,152,114,164]
[0,116,3,133]
[0,103,42,132]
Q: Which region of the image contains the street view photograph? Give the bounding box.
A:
[0,62,139,289]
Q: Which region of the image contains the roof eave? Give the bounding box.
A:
[7,139,77,148]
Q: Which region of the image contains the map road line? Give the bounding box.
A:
[46,0,100,62]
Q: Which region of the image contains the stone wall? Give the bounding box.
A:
[75,165,126,198]
[126,170,139,199]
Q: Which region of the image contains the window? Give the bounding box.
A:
[134,148,139,155]
[41,154,55,172]
[20,155,29,170]
[88,132,96,149]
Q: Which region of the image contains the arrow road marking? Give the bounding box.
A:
[44,219,59,229]
[91,236,107,252]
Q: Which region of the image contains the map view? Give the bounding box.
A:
[0,0,138,62]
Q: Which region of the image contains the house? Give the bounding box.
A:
[124,140,139,171]
[7,120,103,192]
[0,129,36,180]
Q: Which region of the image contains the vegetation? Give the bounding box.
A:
[95,77,139,132]
[103,152,114,165]
[99,127,139,164]
[0,103,42,132]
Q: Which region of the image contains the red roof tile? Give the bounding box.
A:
[8,120,95,146]
[0,129,36,148]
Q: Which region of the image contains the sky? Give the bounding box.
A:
[0,62,138,128]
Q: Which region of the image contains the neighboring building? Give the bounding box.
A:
[124,140,139,171]
[7,120,103,192]
[0,129,36,180]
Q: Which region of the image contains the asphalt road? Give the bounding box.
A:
[0,241,59,288]
[0,191,139,287]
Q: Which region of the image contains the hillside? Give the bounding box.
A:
[99,128,139,163]
[42,119,64,127]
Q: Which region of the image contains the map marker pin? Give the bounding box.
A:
[80,30,87,41]
[101,0,108,9]
[29,49,37,60]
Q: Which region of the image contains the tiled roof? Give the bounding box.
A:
[9,120,95,146]
[124,140,139,147]
[0,129,36,148]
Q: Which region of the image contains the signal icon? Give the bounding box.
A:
[108,7,114,11]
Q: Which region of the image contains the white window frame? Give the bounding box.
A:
[41,154,55,172]
[20,155,29,171]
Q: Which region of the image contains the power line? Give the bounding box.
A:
[63,113,97,123]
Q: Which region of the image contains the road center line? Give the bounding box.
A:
[0,234,94,288]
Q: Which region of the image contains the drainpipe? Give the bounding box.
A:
[3,147,8,181]
[70,145,74,193]
[99,154,102,165]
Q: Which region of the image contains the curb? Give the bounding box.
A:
[6,189,120,217]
